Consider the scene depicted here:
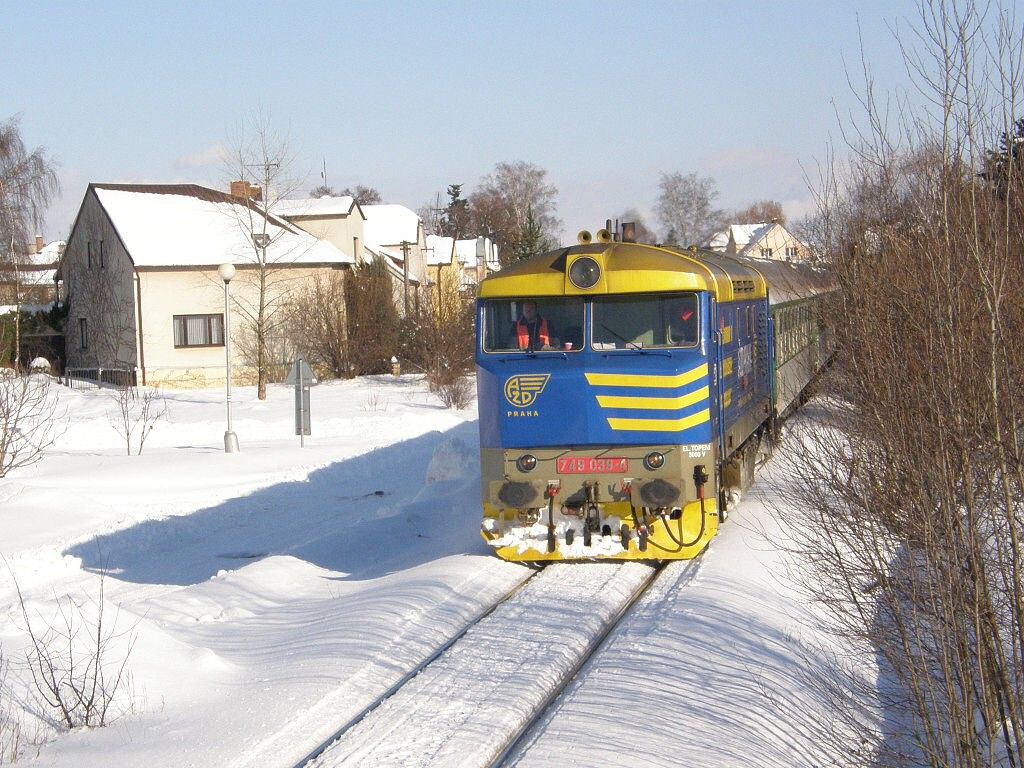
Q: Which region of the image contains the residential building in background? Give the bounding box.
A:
[704,221,812,262]
[59,183,352,387]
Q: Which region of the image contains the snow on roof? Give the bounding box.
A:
[37,240,65,263]
[362,204,421,247]
[92,185,353,267]
[270,195,356,218]
[364,245,420,285]
[425,235,455,266]
[15,265,57,285]
[705,223,774,252]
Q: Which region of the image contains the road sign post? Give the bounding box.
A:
[286,355,317,446]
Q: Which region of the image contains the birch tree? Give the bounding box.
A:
[469,161,559,265]
[654,171,724,246]
[0,117,60,369]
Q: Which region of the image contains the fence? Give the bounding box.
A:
[63,367,137,391]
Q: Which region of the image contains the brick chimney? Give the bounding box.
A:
[35,234,44,253]
[230,181,263,202]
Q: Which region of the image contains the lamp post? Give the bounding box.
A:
[218,262,240,453]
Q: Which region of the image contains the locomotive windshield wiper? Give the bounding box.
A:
[598,324,672,357]
[600,324,643,351]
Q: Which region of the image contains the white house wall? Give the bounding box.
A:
[285,215,363,266]
[136,264,346,387]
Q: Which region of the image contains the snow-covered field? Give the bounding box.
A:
[0,375,879,766]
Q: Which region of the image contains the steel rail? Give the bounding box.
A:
[290,564,544,768]
[487,559,684,767]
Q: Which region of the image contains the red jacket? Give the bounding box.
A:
[515,317,550,349]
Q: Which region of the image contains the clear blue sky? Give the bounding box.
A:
[4,0,914,243]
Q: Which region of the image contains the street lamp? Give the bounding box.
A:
[218,262,240,453]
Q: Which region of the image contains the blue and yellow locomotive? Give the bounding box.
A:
[475,229,830,562]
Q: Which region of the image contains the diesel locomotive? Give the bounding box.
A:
[475,229,831,562]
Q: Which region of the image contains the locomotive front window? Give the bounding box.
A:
[482,298,585,352]
[591,293,700,350]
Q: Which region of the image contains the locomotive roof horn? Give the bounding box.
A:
[596,228,613,243]
[577,229,593,245]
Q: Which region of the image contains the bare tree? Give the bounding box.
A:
[15,572,136,730]
[340,185,382,206]
[345,257,400,376]
[399,285,474,407]
[469,161,560,265]
[286,270,351,378]
[731,199,786,225]
[223,113,307,399]
[778,3,1024,765]
[654,171,724,246]
[0,372,62,478]
[109,385,167,456]
[0,646,23,763]
[0,117,60,370]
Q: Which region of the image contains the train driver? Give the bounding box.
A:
[668,297,699,345]
[508,300,559,350]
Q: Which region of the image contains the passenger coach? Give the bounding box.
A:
[475,230,830,562]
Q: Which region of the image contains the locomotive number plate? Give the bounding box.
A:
[556,457,629,474]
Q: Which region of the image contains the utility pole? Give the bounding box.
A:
[401,240,410,316]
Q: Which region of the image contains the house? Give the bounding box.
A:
[425,234,501,311]
[273,197,425,314]
[453,236,499,292]
[704,221,812,262]
[0,237,65,368]
[270,194,366,267]
[361,204,428,313]
[0,236,63,309]
[424,234,459,311]
[59,183,353,387]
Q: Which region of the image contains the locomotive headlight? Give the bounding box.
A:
[516,454,538,472]
[643,451,665,471]
[568,257,601,289]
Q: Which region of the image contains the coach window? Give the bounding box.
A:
[482,297,584,353]
[592,293,699,350]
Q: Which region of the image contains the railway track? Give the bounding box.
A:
[287,566,545,768]
[299,559,676,768]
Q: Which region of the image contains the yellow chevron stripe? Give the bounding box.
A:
[597,386,710,411]
[724,388,732,408]
[585,363,708,389]
[723,356,733,377]
[722,325,733,344]
[607,408,711,432]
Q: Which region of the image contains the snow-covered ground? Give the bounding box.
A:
[0,375,879,766]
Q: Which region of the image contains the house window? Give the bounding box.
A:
[79,318,88,350]
[99,240,106,268]
[87,242,93,269]
[173,314,225,347]
[760,247,774,259]
[785,246,798,259]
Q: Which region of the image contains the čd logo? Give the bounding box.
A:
[504,374,550,407]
